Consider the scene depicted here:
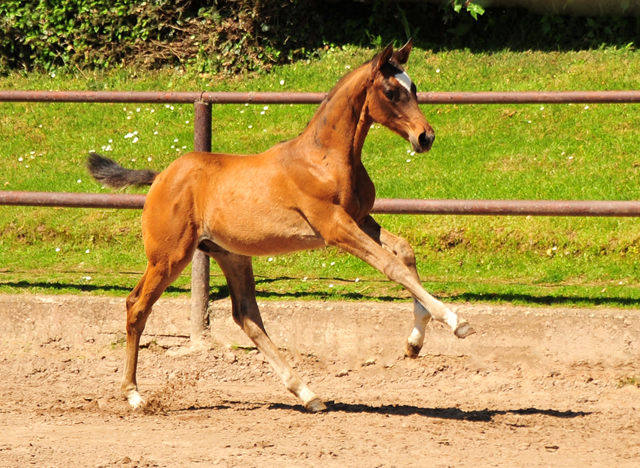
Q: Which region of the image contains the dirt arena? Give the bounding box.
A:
[1,294,639,467]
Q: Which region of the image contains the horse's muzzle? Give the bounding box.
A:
[419,131,434,152]
[411,131,434,153]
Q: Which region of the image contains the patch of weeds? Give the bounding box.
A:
[231,344,257,354]
[110,332,126,349]
[140,338,164,354]
[618,376,640,388]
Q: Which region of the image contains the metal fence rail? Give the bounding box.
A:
[2,88,639,341]
[4,191,640,217]
[2,90,640,104]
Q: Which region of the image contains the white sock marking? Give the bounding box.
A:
[128,392,144,410]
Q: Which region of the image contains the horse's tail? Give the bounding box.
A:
[87,153,159,189]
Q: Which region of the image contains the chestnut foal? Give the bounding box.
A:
[88,41,475,412]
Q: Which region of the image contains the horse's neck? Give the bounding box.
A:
[301,67,372,165]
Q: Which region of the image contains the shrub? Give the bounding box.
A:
[0,0,326,73]
[1,1,638,74]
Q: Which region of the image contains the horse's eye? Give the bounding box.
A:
[384,89,394,100]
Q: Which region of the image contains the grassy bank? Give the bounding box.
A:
[1,45,640,307]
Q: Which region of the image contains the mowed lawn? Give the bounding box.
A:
[1,45,640,307]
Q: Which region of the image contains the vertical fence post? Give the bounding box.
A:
[191,101,212,343]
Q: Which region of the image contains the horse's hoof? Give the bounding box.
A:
[405,342,421,359]
[454,321,476,339]
[305,398,327,413]
[127,392,147,410]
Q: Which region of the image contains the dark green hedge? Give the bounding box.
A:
[1,0,638,74]
[0,0,328,73]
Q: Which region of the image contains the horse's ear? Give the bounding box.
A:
[393,39,413,65]
[372,43,394,73]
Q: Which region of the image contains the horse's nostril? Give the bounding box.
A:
[419,132,434,150]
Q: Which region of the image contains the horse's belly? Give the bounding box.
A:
[207,232,326,257]
[203,208,326,257]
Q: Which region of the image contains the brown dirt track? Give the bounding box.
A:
[1,294,639,467]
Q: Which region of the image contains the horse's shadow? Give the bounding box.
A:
[277,401,590,421]
[180,400,590,422]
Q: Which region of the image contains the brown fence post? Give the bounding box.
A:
[191,101,212,343]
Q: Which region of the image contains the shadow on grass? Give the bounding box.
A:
[0,280,189,295]
[210,277,403,302]
[2,277,640,309]
[444,291,640,308]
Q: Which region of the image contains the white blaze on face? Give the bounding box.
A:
[392,66,413,93]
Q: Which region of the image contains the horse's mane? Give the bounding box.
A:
[324,54,407,103]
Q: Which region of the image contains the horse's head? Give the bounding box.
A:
[367,40,434,153]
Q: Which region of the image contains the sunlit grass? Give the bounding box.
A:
[1,45,640,306]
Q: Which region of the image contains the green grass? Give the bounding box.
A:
[2,45,640,307]
[618,376,640,388]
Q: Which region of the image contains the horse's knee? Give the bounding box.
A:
[393,238,417,269]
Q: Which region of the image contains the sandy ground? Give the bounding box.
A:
[1,294,639,467]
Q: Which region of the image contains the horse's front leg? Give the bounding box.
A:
[320,210,475,339]
[360,216,435,358]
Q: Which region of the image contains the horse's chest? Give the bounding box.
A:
[343,165,376,222]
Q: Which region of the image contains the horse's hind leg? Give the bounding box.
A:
[122,254,194,409]
[206,246,326,412]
